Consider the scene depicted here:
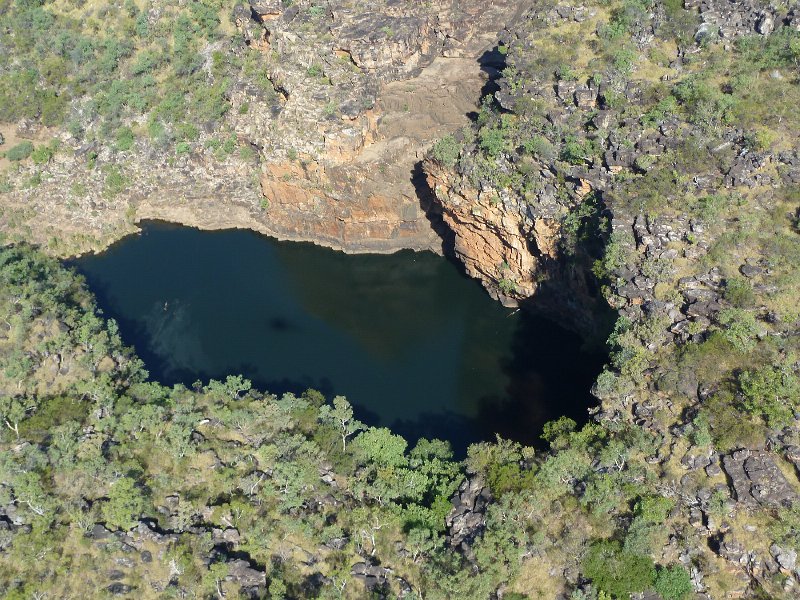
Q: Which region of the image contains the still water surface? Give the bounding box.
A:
[73,221,603,452]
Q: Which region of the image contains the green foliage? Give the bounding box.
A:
[523,135,555,160]
[634,495,674,525]
[319,395,363,451]
[723,276,754,308]
[770,503,800,553]
[693,193,733,224]
[593,230,634,282]
[30,141,58,165]
[717,308,759,353]
[466,437,535,497]
[673,76,737,131]
[739,361,800,428]
[6,141,34,162]
[115,126,135,151]
[541,416,577,450]
[354,427,407,467]
[498,277,517,294]
[699,390,765,452]
[690,412,712,447]
[641,95,678,127]
[431,135,461,167]
[103,165,128,198]
[101,477,147,530]
[479,125,509,158]
[560,136,596,165]
[734,28,800,71]
[561,192,608,257]
[583,540,656,598]
[654,565,693,600]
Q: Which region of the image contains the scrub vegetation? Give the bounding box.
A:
[2,0,800,598]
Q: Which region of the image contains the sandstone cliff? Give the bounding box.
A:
[0,0,533,256]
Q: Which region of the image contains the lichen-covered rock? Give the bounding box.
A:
[722,451,799,509]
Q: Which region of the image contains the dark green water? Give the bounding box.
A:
[73,221,603,452]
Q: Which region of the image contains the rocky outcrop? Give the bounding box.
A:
[721,450,799,509]
[684,0,800,41]
[1,0,534,256]
[446,476,492,556]
[250,0,535,253]
[425,159,558,306]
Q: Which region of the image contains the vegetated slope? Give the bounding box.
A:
[0,0,529,255]
[422,0,800,598]
[2,2,800,600]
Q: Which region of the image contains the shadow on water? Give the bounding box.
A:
[475,302,607,448]
[386,304,607,452]
[72,222,610,457]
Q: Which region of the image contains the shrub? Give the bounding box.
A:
[699,390,765,451]
[557,64,578,81]
[498,277,516,295]
[431,135,461,167]
[583,540,656,598]
[635,495,674,525]
[690,413,712,446]
[479,125,508,158]
[723,276,754,307]
[673,77,737,131]
[30,142,57,165]
[717,308,759,352]
[560,136,596,165]
[740,363,800,427]
[523,135,555,160]
[770,503,800,553]
[6,141,34,161]
[115,126,135,151]
[104,166,128,197]
[654,565,693,600]
[694,193,731,223]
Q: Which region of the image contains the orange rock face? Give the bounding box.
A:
[424,160,563,307]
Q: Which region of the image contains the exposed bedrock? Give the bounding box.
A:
[0,0,534,256]
[250,0,536,253]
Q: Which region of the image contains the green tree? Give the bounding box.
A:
[102,476,147,530]
[0,396,28,439]
[354,427,407,467]
[319,396,363,451]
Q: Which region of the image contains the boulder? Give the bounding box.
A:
[352,561,392,591]
[756,13,774,35]
[106,583,133,595]
[770,544,797,574]
[721,451,799,509]
[446,477,492,552]
[88,523,113,540]
[226,559,266,588]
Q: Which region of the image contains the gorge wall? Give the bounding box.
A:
[0,0,533,256]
